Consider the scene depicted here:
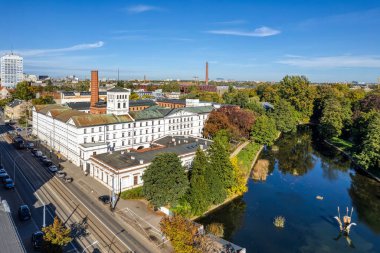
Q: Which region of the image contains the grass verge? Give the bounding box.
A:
[236,141,262,176]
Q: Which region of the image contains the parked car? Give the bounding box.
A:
[56,171,66,178]
[0,173,10,182]
[0,168,6,174]
[1,174,11,184]
[48,165,58,172]
[98,195,111,205]
[26,142,35,149]
[64,177,73,183]
[31,231,44,249]
[39,155,47,161]
[43,160,53,166]
[18,205,31,221]
[35,151,43,158]
[4,178,14,189]
[31,149,38,155]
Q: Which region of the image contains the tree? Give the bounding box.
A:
[354,111,380,170]
[13,81,34,100]
[142,153,188,207]
[203,110,239,139]
[206,140,234,204]
[187,148,210,215]
[278,75,315,121]
[129,92,140,100]
[32,96,56,105]
[251,115,278,146]
[270,99,299,133]
[160,215,202,253]
[42,216,72,253]
[319,98,352,139]
[228,157,248,196]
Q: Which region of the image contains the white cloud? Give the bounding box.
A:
[278,55,380,68]
[126,5,161,13]
[207,26,280,37]
[213,20,246,25]
[0,41,105,57]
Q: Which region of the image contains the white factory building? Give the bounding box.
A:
[0,53,24,87]
[32,87,213,174]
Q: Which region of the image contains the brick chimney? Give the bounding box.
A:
[90,70,99,107]
[205,61,209,85]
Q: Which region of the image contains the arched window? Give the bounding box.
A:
[118,103,120,108]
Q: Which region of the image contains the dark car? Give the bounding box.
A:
[31,231,44,249]
[0,168,6,174]
[4,178,14,189]
[43,159,53,166]
[98,195,111,205]
[18,205,31,221]
[31,148,38,155]
[0,173,10,182]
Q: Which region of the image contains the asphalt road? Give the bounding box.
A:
[0,123,161,253]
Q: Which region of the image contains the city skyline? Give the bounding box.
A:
[0,0,379,82]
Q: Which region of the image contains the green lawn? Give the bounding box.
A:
[330,137,353,153]
[236,142,262,175]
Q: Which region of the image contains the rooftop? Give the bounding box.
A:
[157,98,186,104]
[108,87,130,93]
[92,135,212,170]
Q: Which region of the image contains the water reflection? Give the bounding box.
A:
[349,172,380,234]
[196,197,246,240]
[274,126,315,176]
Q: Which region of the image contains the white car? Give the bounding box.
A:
[48,165,58,172]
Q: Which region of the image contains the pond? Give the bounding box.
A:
[197,126,380,253]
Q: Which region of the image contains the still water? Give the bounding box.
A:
[198,126,380,253]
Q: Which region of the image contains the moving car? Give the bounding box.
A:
[98,195,111,205]
[18,205,31,221]
[31,231,44,249]
[48,165,58,172]
[0,173,10,182]
[0,168,6,174]
[4,178,14,189]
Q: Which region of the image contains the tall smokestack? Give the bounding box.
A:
[205,61,209,85]
[90,70,99,107]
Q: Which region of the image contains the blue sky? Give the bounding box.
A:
[1,0,380,82]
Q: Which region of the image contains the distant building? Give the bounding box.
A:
[4,99,28,121]
[0,53,23,87]
[0,86,10,99]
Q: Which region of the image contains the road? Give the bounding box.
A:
[0,121,163,253]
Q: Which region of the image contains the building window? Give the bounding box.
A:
[146,129,148,134]
[91,137,94,142]
[107,134,109,140]
[107,126,110,131]
[113,125,116,130]
[133,175,138,185]
[84,137,87,143]
[122,140,125,146]
[113,133,116,139]
[122,132,125,137]
[134,139,137,144]
[128,132,131,137]
[118,103,120,108]
[99,127,102,132]
[128,139,131,145]
[93,152,96,156]
[133,123,136,127]
[91,128,94,133]
[99,135,102,141]
[84,129,87,134]
[140,137,142,143]
[145,136,148,142]
[140,130,142,135]
[123,102,126,108]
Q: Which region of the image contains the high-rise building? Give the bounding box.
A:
[0,53,24,87]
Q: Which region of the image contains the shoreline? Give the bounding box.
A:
[194,132,282,220]
[324,140,380,183]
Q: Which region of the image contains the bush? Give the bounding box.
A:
[206,223,224,237]
[120,187,143,200]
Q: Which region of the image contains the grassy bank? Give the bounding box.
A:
[329,137,353,153]
[235,141,262,176]
[120,186,143,200]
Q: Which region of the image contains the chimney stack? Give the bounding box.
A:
[205,61,209,85]
[90,70,99,107]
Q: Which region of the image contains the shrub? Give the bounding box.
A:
[120,187,143,200]
[206,223,224,237]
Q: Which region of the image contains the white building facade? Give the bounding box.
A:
[32,89,213,173]
[1,54,24,87]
